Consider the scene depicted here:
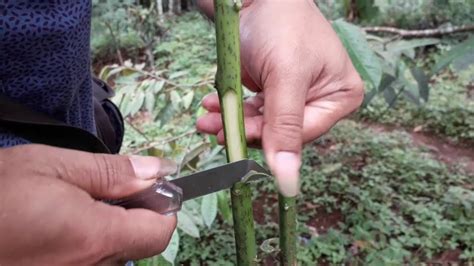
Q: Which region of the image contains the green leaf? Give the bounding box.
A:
[363,73,395,107]
[177,211,200,238]
[201,193,218,228]
[453,49,474,72]
[151,80,166,94]
[156,102,175,125]
[196,106,207,118]
[182,91,194,110]
[410,67,430,102]
[181,143,210,170]
[182,200,205,227]
[170,91,181,110]
[383,86,398,108]
[379,73,397,91]
[333,20,382,89]
[162,230,180,264]
[362,88,377,108]
[387,38,440,53]
[217,191,233,223]
[120,94,133,117]
[136,256,170,266]
[432,36,474,75]
[169,70,188,80]
[144,91,156,112]
[129,91,145,116]
[355,0,380,21]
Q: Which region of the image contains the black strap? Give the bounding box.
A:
[92,78,123,154]
[0,94,111,154]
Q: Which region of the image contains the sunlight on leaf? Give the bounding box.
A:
[333,19,382,89]
[201,193,218,228]
[177,211,200,238]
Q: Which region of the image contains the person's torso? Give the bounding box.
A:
[0,0,94,147]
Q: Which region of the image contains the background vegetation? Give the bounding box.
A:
[91,0,474,264]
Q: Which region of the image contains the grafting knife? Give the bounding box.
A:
[113,159,270,215]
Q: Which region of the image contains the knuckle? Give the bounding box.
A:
[345,74,365,108]
[266,113,303,148]
[92,154,120,194]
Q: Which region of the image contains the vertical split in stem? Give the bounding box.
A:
[214,0,257,265]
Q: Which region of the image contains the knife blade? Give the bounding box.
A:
[112,159,270,215]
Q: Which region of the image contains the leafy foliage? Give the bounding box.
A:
[359,67,474,144]
[432,36,474,75]
[333,20,382,89]
[89,5,474,265]
[146,121,474,264]
[333,20,444,108]
[318,0,474,28]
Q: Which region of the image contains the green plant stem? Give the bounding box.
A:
[279,194,297,265]
[214,0,257,265]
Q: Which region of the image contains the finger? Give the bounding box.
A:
[215,115,263,145]
[242,67,260,92]
[22,145,177,199]
[196,0,214,19]
[202,93,220,112]
[196,112,223,135]
[262,75,309,197]
[300,62,364,142]
[94,205,177,263]
[301,96,363,143]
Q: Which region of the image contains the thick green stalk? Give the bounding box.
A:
[279,194,297,265]
[214,0,257,265]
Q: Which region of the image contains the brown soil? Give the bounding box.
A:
[428,249,463,265]
[365,123,474,173]
[306,207,344,235]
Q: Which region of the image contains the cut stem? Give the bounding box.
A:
[214,0,257,265]
[279,194,297,265]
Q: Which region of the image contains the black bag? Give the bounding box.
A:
[0,78,124,154]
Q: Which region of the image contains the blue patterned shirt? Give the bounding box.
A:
[0,0,94,147]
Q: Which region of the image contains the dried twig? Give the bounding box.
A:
[363,24,474,38]
[127,130,196,154]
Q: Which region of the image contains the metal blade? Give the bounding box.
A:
[171,159,271,201]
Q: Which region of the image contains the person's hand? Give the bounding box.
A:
[0,144,177,265]
[196,0,364,197]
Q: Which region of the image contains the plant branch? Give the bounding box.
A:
[279,195,297,265]
[214,0,257,265]
[103,21,124,65]
[363,24,474,38]
[128,130,196,154]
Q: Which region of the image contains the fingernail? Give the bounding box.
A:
[129,156,177,180]
[273,152,301,197]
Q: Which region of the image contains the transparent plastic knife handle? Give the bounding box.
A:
[113,180,183,215]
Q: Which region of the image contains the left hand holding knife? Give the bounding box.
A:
[113,160,271,215]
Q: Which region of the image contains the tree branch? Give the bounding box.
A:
[363,24,474,38]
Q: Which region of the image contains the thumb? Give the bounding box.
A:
[262,76,307,197]
[30,145,177,199]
